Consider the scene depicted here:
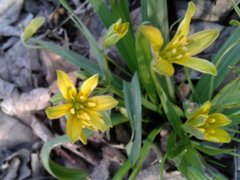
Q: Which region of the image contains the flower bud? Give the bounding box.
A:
[103,18,129,48]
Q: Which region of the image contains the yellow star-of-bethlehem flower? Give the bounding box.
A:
[140,2,218,77]
[45,70,118,144]
[103,18,129,48]
[183,101,231,143]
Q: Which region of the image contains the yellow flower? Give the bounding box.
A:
[140,2,218,77]
[103,18,129,48]
[183,101,232,143]
[45,70,118,144]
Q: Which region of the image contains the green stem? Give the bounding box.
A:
[184,67,195,100]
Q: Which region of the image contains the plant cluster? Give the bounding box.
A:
[22,0,240,179]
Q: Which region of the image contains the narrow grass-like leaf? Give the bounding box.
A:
[212,78,240,108]
[192,141,235,156]
[60,0,111,81]
[31,39,100,75]
[113,126,162,180]
[141,0,169,43]
[231,0,240,17]
[135,29,157,104]
[123,73,142,165]
[129,126,162,179]
[40,135,87,179]
[89,0,137,72]
[31,39,122,89]
[112,160,131,180]
[195,27,240,102]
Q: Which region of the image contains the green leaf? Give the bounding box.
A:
[211,78,240,110]
[129,126,162,179]
[31,39,100,75]
[22,17,45,41]
[192,141,235,156]
[135,29,157,104]
[40,135,88,179]
[123,73,142,165]
[195,27,240,102]
[231,0,240,17]
[141,0,169,43]
[113,126,162,180]
[60,0,110,80]
[50,92,64,104]
[89,0,138,72]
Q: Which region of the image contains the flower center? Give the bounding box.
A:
[160,35,190,61]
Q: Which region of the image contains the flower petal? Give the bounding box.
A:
[85,110,107,131]
[171,2,196,43]
[79,74,98,99]
[45,103,72,119]
[57,70,77,100]
[208,113,232,127]
[183,124,205,140]
[87,96,118,111]
[173,57,217,76]
[188,101,211,120]
[140,25,164,52]
[204,128,231,143]
[66,115,86,144]
[152,57,174,76]
[186,30,219,56]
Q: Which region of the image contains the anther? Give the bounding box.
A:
[70,108,75,114]
[209,118,216,123]
[83,112,91,121]
[209,130,215,134]
[172,48,177,54]
[176,54,183,59]
[87,102,96,107]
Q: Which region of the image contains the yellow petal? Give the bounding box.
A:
[57,70,77,100]
[171,2,196,43]
[186,30,219,56]
[172,57,217,76]
[204,128,231,143]
[66,115,84,143]
[208,113,232,127]
[114,21,129,38]
[79,74,98,99]
[186,114,207,127]
[151,57,174,76]
[140,25,163,52]
[188,101,211,120]
[45,103,72,119]
[85,110,107,131]
[87,96,118,111]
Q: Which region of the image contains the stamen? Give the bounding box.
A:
[79,96,85,100]
[198,128,205,133]
[87,102,96,107]
[176,54,183,59]
[209,118,216,123]
[209,130,215,134]
[171,48,177,54]
[83,112,91,121]
[70,108,75,114]
[182,47,188,51]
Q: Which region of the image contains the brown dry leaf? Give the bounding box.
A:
[0,41,41,91]
[0,111,37,149]
[90,159,110,180]
[0,149,31,180]
[0,88,50,121]
[40,50,78,84]
[102,146,126,165]
[31,116,54,142]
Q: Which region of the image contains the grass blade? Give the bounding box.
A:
[40,135,88,179]
[123,73,142,165]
